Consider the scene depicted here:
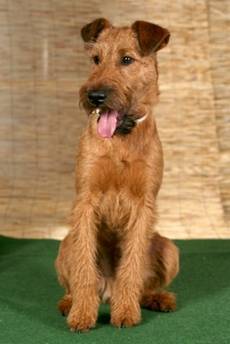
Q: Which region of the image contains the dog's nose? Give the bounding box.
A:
[88,89,107,106]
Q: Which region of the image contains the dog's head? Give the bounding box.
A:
[79,18,170,138]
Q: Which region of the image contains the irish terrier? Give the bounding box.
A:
[55,18,179,332]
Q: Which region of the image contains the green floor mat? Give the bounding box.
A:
[0,236,230,344]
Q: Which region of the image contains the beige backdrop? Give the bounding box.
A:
[0,0,229,239]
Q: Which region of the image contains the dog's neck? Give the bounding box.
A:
[117,111,157,155]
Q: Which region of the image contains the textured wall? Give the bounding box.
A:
[0,0,229,239]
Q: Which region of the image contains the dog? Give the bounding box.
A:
[55,18,179,332]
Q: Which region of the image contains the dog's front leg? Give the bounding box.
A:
[111,203,153,327]
[67,198,100,332]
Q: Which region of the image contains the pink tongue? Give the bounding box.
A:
[97,110,118,138]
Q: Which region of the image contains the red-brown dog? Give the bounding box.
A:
[55,18,179,332]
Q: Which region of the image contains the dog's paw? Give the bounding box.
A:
[67,309,97,332]
[142,291,176,312]
[58,294,72,316]
[111,303,141,328]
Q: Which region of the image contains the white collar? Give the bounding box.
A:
[136,114,148,124]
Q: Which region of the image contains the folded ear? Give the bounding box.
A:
[132,21,170,54]
[81,18,111,43]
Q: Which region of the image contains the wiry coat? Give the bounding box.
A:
[56,18,179,332]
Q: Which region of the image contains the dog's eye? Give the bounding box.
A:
[121,56,134,66]
[92,55,100,65]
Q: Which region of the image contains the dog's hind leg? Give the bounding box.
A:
[141,233,179,312]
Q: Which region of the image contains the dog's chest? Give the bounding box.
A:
[90,154,149,229]
[99,189,130,230]
[90,153,148,198]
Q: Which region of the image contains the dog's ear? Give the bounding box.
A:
[81,18,111,43]
[132,21,170,54]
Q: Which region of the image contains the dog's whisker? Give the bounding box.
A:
[91,108,101,116]
[95,108,101,116]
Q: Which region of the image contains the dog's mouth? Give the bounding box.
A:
[91,108,141,138]
[91,108,123,138]
[97,109,123,138]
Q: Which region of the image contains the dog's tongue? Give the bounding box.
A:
[97,110,118,138]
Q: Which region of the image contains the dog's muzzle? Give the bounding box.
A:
[87,89,107,106]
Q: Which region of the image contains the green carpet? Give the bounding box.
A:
[0,237,230,344]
